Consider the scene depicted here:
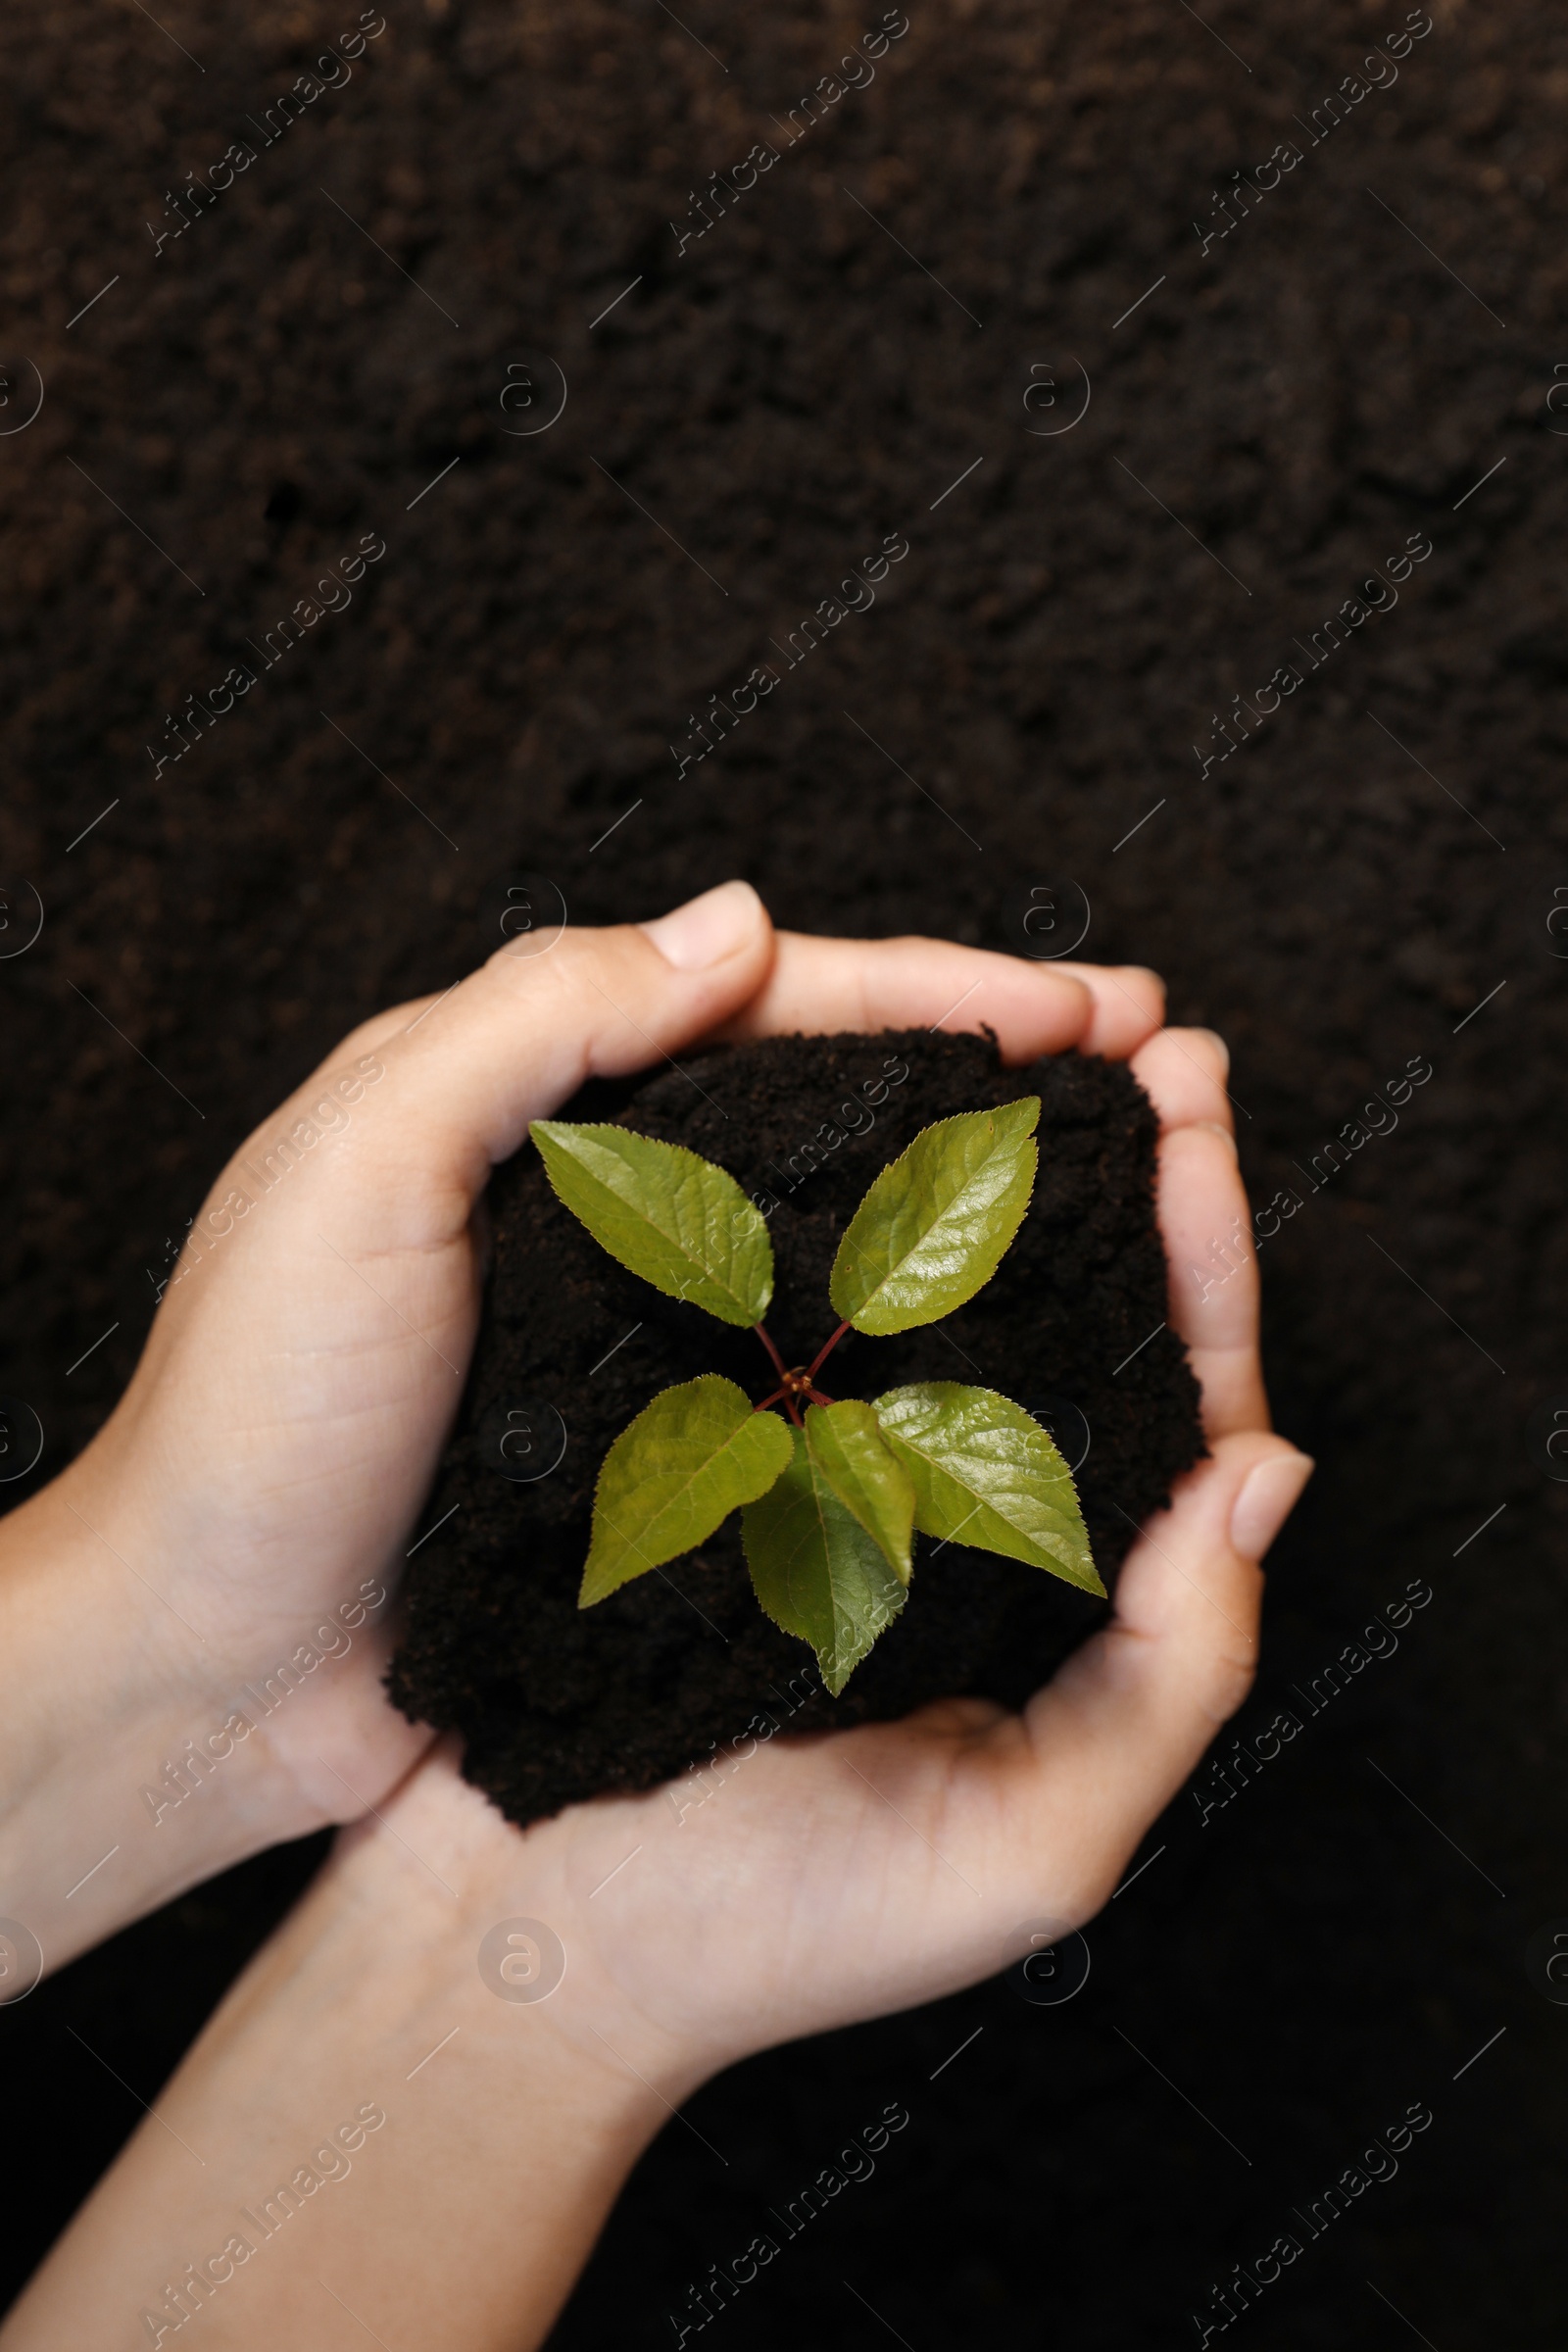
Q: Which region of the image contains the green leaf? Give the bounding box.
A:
[532,1121,772,1327]
[581,1376,793,1607]
[743,1428,908,1693]
[829,1099,1041,1336]
[872,1382,1102,1596]
[804,1400,915,1586]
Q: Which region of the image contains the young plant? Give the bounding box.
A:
[530,1099,1101,1693]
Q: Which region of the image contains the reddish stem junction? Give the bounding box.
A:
[752,1319,852,1429]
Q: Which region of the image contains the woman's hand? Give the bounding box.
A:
[0,911,1310,2352]
[0,884,1167,1971]
[305,981,1303,2088]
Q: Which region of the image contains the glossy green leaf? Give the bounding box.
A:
[743,1428,908,1693]
[581,1375,793,1607]
[872,1382,1102,1595]
[829,1099,1040,1336]
[532,1121,772,1327]
[804,1400,915,1586]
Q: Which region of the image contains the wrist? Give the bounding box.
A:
[2,1763,680,2352]
[333,1751,718,2115]
[0,1461,356,1974]
[0,1473,207,1935]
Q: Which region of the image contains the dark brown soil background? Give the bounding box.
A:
[389,1031,1202,1826]
[2,0,1565,2340]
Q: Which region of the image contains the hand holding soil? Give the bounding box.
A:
[346,942,1309,2093]
[0,880,1206,1971]
[0,884,1311,2352]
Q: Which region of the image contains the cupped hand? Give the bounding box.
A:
[303,953,1310,2099]
[7,883,1168,1965]
[0,902,1310,2352]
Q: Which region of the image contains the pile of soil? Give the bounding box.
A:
[388,1029,1202,1827]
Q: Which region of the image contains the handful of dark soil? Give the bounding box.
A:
[388,1030,1204,1830]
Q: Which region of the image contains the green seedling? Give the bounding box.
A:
[531,1099,1101,1693]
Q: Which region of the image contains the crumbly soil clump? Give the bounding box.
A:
[388,1028,1203,1828]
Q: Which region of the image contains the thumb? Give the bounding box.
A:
[124,879,774,1483]
[1006,1432,1314,1911]
[1083,1431,1315,1730]
[258,880,775,1246]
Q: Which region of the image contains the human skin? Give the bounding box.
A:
[0,884,1179,1972]
[0,884,1309,2349]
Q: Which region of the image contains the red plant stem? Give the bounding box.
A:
[754,1322,788,1381]
[804,1385,835,1407]
[754,1386,787,1413]
[806,1320,852,1382]
[783,1396,805,1429]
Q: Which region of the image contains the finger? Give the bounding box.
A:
[324,953,1163,1083]
[1129,1026,1233,1134]
[1048,961,1166,1056]
[319,994,448,1061]
[258,882,777,1236]
[722,931,1091,1060]
[1008,1431,1313,1915]
[142,885,777,1524]
[1157,1121,1268,1439]
[721,933,1165,1065]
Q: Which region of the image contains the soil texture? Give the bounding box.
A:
[389,1029,1203,1827]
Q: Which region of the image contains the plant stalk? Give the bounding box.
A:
[806,1320,852,1381]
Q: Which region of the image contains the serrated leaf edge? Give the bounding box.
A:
[871,1381,1104,1597]
[579,1377,792,1607]
[830,1098,1041,1335]
[533,1119,773,1327]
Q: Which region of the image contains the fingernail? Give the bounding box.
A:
[1230,1450,1314,1561]
[640,880,762,971]
[1195,1118,1239,1159]
[1193,1026,1231,1077]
